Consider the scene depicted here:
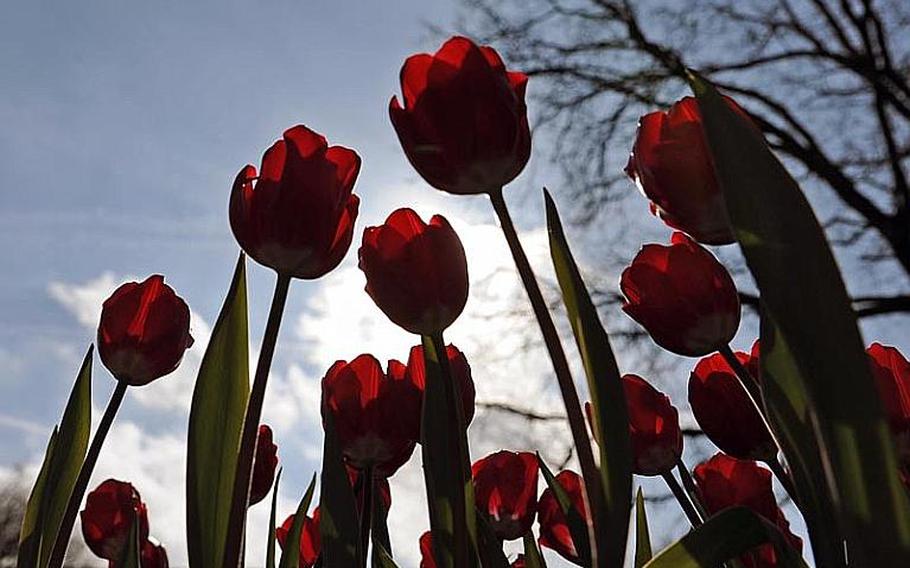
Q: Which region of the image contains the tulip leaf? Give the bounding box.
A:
[186,253,250,568]
[690,72,910,564]
[760,313,845,566]
[279,473,316,568]
[319,410,361,566]
[643,507,806,568]
[522,533,546,568]
[635,488,652,568]
[545,189,631,566]
[18,428,57,568]
[372,540,400,568]
[370,480,392,568]
[37,345,93,567]
[267,469,282,568]
[419,333,476,568]
[115,516,142,568]
[536,455,590,565]
[475,513,510,568]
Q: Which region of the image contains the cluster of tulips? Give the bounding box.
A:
[18,35,910,568]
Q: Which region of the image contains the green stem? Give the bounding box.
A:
[359,467,373,568]
[661,471,703,527]
[223,273,291,568]
[49,380,128,568]
[675,459,708,521]
[765,455,801,509]
[488,188,606,563]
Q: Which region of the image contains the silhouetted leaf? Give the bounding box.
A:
[319,411,360,566]
[267,469,282,568]
[635,488,652,568]
[536,455,590,565]
[279,473,316,568]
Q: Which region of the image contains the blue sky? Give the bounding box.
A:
[6,1,906,566]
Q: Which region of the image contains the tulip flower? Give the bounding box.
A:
[511,555,526,568]
[623,374,683,476]
[620,232,740,357]
[867,343,910,464]
[471,450,538,540]
[625,96,751,245]
[694,454,802,567]
[81,479,150,561]
[419,531,436,568]
[689,348,776,461]
[403,343,476,427]
[249,424,279,506]
[390,36,531,195]
[276,509,321,568]
[358,208,469,335]
[230,124,361,279]
[97,275,193,386]
[538,470,589,566]
[140,540,169,568]
[321,354,422,476]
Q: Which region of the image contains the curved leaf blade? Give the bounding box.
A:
[635,488,652,568]
[278,473,316,568]
[18,428,57,568]
[186,253,250,568]
[522,533,546,568]
[319,410,361,566]
[267,469,282,568]
[536,455,590,565]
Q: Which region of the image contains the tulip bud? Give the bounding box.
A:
[276,509,320,568]
[97,275,194,386]
[471,450,538,540]
[620,232,740,357]
[419,531,436,568]
[625,96,751,245]
[321,354,422,476]
[689,347,776,461]
[140,539,169,568]
[80,479,150,561]
[249,424,279,506]
[694,453,802,566]
[230,124,361,279]
[390,36,531,195]
[404,343,476,427]
[358,209,468,335]
[537,470,588,566]
[623,374,683,476]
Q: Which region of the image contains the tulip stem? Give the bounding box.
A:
[661,471,703,527]
[49,380,129,568]
[223,272,292,568]
[765,455,801,508]
[360,467,374,568]
[675,459,709,521]
[488,187,606,562]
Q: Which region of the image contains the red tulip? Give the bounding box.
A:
[390,36,531,195]
[81,479,150,561]
[689,348,775,461]
[537,470,588,566]
[511,555,526,568]
[321,354,422,476]
[97,275,193,386]
[620,232,740,357]
[694,454,802,567]
[139,540,169,568]
[625,96,751,245]
[404,343,476,426]
[249,424,279,506]
[276,509,320,568]
[230,124,361,279]
[623,374,683,475]
[471,450,538,540]
[419,531,436,568]
[359,208,468,335]
[867,343,910,464]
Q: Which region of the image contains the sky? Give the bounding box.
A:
[4,1,907,567]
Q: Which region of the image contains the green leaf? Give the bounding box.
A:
[545,189,631,565]
[536,455,590,565]
[690,72,910,564]
[372,540,400,568]
[18,428,57,568]
[319,410,361,566]
[37,345,93,567]
[370,478,392,568]
[114,516,142,568]
[418,333,476,568]
[475,513,510,568]
[279,473,316,568]
[644,507,806,568]
[760,314,845,566]
[635,488,652,568]
[267,469,282,568]
[186,253,250,568]
[522,532,546,568]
